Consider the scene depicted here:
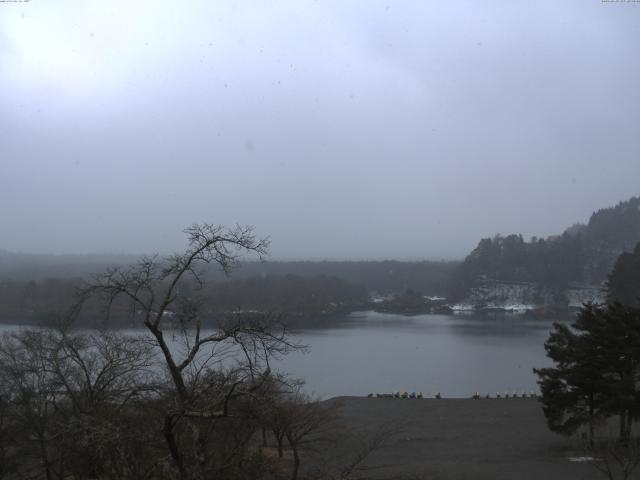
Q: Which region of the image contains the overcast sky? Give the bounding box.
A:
[1,1,639,260]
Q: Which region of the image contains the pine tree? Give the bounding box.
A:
[535,303,640,444]
[608,242,640,307]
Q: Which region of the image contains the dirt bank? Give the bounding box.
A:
[326,397,602,480]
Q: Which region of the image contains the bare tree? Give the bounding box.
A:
[283,393,337,480]
[76,223,305,480]
[0,224,343,480]
[581,436,640,480]
[333,425,403,480]
[0,380,19,480]
[0,327,159,480]
[0,330,62,480]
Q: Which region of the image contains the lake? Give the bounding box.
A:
[0,311,565,399]
[274,311,561,399]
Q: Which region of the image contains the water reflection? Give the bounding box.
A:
[343,310,562,338]
[0,312,569,400]
[275,311,568,399]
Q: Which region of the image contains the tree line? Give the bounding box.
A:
[0,274,369,327]
[451,196,640,301]
[0,260,459,326]
[0,225,388,480]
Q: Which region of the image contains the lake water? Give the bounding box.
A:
[274,311,561,399]
[0,311,565,399]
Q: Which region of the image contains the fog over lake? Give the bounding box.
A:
[2,1,640,260]
[1,311,558,399]
[277,312,556,398]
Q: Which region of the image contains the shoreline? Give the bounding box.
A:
[323,396,600,479]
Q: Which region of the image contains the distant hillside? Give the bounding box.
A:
[0,260,458,325]
[451,196,640,304]
[0,249,458,297]
[0,250,138,281]
[0,250,459,324]
[220,260,459,296]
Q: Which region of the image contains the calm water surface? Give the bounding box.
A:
[275,311,561,398]
[0,311,565,399]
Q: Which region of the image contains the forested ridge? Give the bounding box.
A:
[0,261,457,325]
[2,196,639,322]
[451,196,640,301]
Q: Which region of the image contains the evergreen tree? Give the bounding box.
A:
[451,196,640,301]
[608,242,640,307]
[535,303,640,444]
[534,310,605,444]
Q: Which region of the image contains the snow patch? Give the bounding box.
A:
[567,456,597,463]
[566,285,606,308]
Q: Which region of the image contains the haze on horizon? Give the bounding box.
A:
[1,1,639,261]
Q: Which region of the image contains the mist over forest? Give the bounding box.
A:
[2,2,640,479]
[1,195,638,326]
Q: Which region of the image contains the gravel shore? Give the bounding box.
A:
[327,396,602,480]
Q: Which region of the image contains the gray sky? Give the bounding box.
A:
[1,0,639,260]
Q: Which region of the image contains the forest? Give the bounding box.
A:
[451,197,640,301]
[2,196,639,325]
[0,256,457,325]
